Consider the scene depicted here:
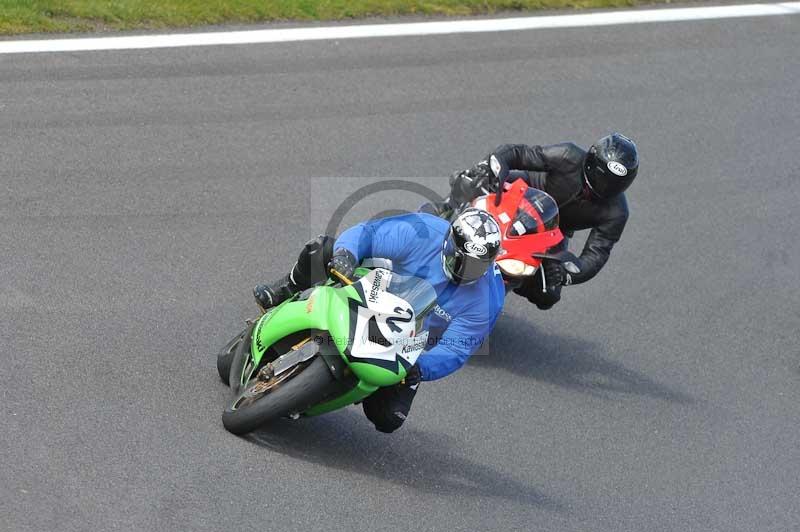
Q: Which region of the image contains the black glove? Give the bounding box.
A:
[448,165,492,209]
[542,251,582,287]
[513,273,562,310]
[327,249,357,282]
[402,364,422,387]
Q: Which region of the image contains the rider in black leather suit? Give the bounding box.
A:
[447,133,639,309]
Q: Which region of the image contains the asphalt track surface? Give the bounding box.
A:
[2,13,799,532]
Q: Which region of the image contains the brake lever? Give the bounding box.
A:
[532,253,563,294]
[540,263,547,294]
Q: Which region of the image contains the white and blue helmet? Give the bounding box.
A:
[442,208,501,285]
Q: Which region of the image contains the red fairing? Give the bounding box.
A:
[470,179,563,277]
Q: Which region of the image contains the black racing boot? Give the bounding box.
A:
[418,200,451,217]
[253,273,298,312]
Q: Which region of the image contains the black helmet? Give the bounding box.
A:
[442,208,501,285]
[584,133,639,199]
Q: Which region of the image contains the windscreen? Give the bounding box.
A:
[385,273,437,322]
[508,189,560,237]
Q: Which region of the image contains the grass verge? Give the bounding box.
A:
[0,0,669,36]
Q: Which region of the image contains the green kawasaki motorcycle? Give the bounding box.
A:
[217,267,436,435]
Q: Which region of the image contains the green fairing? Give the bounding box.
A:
[248,271,410,415]
[304,380,378,417]
[352,361,408,387]
[250,286,335,367]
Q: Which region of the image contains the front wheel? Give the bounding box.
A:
[222,355,336,435]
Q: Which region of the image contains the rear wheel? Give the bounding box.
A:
[222,355,336,435]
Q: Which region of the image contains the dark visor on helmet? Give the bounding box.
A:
[443,234,490,284]
[584,150,635,199]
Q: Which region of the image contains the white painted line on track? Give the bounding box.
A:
[1,2,798,54]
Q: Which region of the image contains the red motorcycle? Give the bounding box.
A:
[467,178,565,290]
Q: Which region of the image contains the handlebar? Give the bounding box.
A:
[329,269,353,286]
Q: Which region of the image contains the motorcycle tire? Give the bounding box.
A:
[222,355,335,435]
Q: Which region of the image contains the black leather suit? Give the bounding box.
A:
[483,142,630,307]
[491,142,629,283]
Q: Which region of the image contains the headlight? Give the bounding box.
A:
[497,259,537,277]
